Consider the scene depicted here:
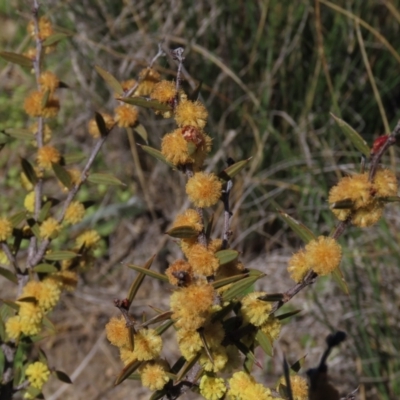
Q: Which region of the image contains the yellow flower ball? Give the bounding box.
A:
[139,361,170,391]
[64,201,85,225]
[135,68,161,96]
[88,113,115,138]
[25,362,50,390]
[305,236,342,276]
[200,375,227,400]
[0,217,13,241]
[260,315,281,342]
[186,172,222,208]
[36,145,61,170]
[24,192,36,213]
[240,292,272,326]
[105,316,129,348]
[175,100,208,128]
[27,17,54,40]
[186,243,220,276]
[5,315,22,340]
[75,230,101,248]
[278,375,308,400]
[287,249,309,283]
[177,328,202,360]
[150,80,177,103]
[39,217,61,239]
[373,168,398,197]
[352,200,384,228]
[24,91,43,117]
[161,128,192,166]
[166,259,193,286]
[22,280,61,313]
[199,345,228,372]
[120,329,162,364]
[114,104,138,128]
[172,208,203,232]
[39,71,59,93]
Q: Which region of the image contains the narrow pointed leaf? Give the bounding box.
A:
[175,353,201,383]
[331,113,370,157]
[18,296,37,303]
[330,199,354,209]
[44,251,78,261]
[21,158,38,185]
[276,309,302,320]
[290,355,306,373]
[3,128,32,140]
[0,51,32,67]
[42,315,56,333]
[41,90,50,108]
[63,153,86,164]
[150,389,168,400]
[139,145,175,168]
[55,370,72,384]
[10,211,26,227]
[88,173,125,186]
[134,124,148,143]
[27,218,40,238]
[118,96,172,111]
[215,249,239,265]
[258,293,285,302]
[126,263,169,283]
[199,329,213,364]
[33,263,58,273]
[212,273,249,289]
[114,360,143,386]
[126,373,140,380]
[127,255,156,305]
[42,33,69,46]
[0,267,17,284]
[155,320,174,335]
[382,196,400,203]
[95,65,123,95]
[166,226,198,239]
[187,141,197,156]
[278,210,316,244]
[1,299,19,311]
[94,112,109,137]
[205,214,214,240]
[38,201,53,223]
[139,311,173,329]
[218,158,251,181]
[235,341,260,370]
[256,329,273,357]
[52,163,72,189]
[222,274,265,302]
[188,80,203,101]
[331,266,348,294]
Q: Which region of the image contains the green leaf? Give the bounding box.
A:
[118,96,172,111]
[256,329,273,357]
[42,315,56,333]
[0,267,17,284]
[52,163,72,189]
[331,266,349,294]
[114,360,143,386]
[139,145,175,168]
[33,263,58,273]
[38,201,53,223]
[42,32,69,46]
[44,251,78,261]
[10,211,26,228]
[127,255,155,305]
[94,112,109,137]
[212,273,249,289]
[63,153,86,164]
[187,141,197,156]
[165,226,198,239]
[276,309,302,320]
[257,293,285,302]
[215,249,239,265]
[149,390,168,400]
[55,370,72,384]
[154,320,175,335]
[330,199,354,209]
[0,299,19,311]
[382,196,400,203]
[126,263,169,283]
[175,353,201,383]
[2,128,32,140]
[218,158,251,181]
[0,316,5,341]
[290,355,306,373]
[0,51,32,67]
[139,311,173,329]
[21,158,38,185]
[95,65,123,96]
[134,124,148,143]
[41,90,50,108]
[331,113,370,157]
[88,173,125,186]
[277,210,316,244]
[17,296,37,303]
[222,274,265,302]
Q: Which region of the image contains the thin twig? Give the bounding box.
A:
[171,47,185,108]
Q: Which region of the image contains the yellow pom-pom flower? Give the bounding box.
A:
[64,201,85,225]
[186,172,222,208]
[36,145,61,170]
[175,100,208,129]
[352,200,384,228]
[27,16,54,40]
[23,91,42,117]
[199,375,227,400]
[39,71,59,93]
[0,217,12,241]
[114,104,138,128]
[186,243,219,276]
[172,208,203,233]
[305,236,342,276]
[88,113,115,138]
[373,168,398,197]
[228,371,273,400]
[105,316,129,348]
[40,217,61,239]
[5,315,22,340]
[260,315,281,342]
[177,328,203,360]
[166,259,193,286]
[22,280,61,313]
[287,249,309,283]
[30,122,52,145]
[240,292,272,327]
[49,270,78,292]
[150,80,177,103]
[139,361,170,391]
[25,362,50,390]
[161,128,192,166]
[24,192,36,213]
[75,230,101,248]
[120,329,162,364]
[200,345,228,372]
[136,68,161,96]
[278,375,308,400]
